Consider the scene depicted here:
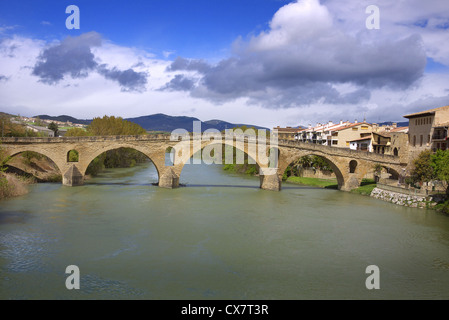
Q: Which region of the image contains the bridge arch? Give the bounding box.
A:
[278,150,346,190]
[175,138,272,185]
[79,144,162,180]
[5,148,64,178]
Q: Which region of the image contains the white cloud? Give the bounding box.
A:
[0,0,449,128]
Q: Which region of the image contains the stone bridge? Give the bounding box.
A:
[0,134,404,191]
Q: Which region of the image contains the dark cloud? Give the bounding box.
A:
[162,1,426,109]
[31,32,148,91]
[97,64,147,92]
[32,32,101,84]
[160,74,195,91]
[167,57,211,73]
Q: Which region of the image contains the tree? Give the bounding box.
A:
[48,122,59,136]
[87,116,147,136]
[410,150,436,185]
[34,116,44,127]
[81,116,148,176]
[65,127,90,137]
[431,149,449,194]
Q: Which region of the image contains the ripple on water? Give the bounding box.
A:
[79,274,146,298]
[0,231,57,273]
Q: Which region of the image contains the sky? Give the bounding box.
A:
[0,0,449,129]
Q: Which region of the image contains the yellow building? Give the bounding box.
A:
[404,105,449,156]
[330,122,373,148]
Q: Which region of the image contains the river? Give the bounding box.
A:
[1,160,449,299]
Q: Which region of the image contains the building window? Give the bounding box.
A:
[413,135,416,147]
[420,135,423,147]
[332,140,338,145]
[352,127,358,131]
[428,135,430,143]
[361,126,368,130]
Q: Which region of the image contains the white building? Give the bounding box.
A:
[349,137,373,152]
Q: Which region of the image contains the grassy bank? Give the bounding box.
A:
[286,176,377,195]
[350,179,377,195]
[286,176,338,189]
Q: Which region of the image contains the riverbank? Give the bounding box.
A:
[0,172,35,200]
[285,176,338,189]
[285,176,377,195]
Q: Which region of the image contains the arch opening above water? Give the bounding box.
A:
[280,152,345,190]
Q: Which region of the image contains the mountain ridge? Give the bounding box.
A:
[34,113,270,132]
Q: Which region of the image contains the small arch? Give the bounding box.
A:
[393,147,398,156]
[349,160,357,173]
[67,150,79,162]
[268,147,280,168]
[165,147,175,166]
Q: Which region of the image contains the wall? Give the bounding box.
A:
[299,168,336,179]
[371,185,446,208]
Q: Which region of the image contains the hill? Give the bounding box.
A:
[34,113,269,132]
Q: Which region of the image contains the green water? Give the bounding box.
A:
[1,161,449,299]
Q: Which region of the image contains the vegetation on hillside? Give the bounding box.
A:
[0,115,41,137]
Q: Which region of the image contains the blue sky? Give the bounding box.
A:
[0,0,285,59]
[1,0,449,128]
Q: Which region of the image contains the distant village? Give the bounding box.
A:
[274,105,449,165]
[10,116,87,137]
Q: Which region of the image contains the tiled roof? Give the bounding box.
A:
[389,126,408,133]
[349,137,372,142]
[332,122,371,132]
[403,105,449,118]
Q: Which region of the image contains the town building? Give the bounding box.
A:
[26,125,55,137]
[329,121,373,148]
[273,126,302,141]
[403,105,449,156]
[349,136,373,152]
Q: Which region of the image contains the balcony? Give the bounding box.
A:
[432,133,447,140]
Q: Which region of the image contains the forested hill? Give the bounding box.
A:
[35,113,269,132]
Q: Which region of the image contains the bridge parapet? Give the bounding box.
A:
[0,134,172,144]
[278,139,400,164]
